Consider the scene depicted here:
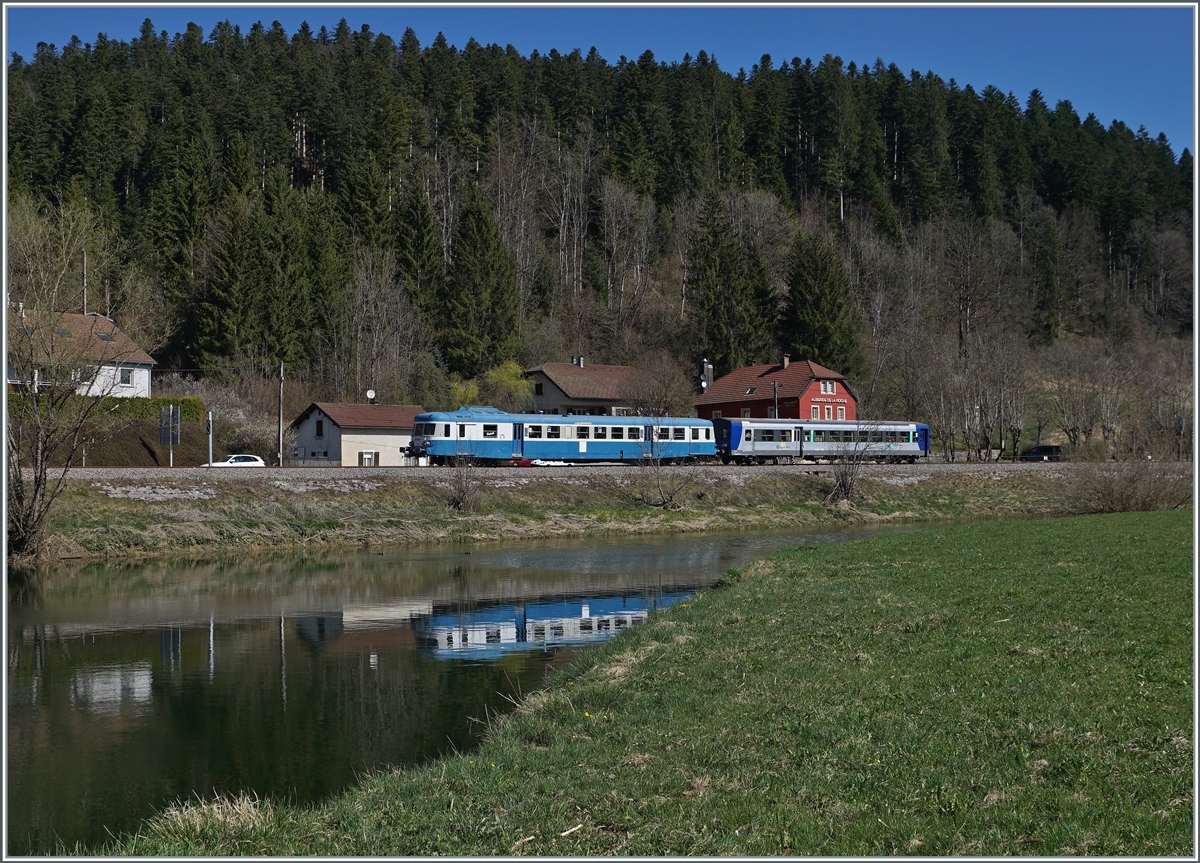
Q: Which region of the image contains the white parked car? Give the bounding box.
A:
[202,454,266,467]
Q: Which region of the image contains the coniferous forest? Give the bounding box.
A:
[7,18,1193,458]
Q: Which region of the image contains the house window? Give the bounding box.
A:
[712,411,722,419]
[119,368,132,386]
[825,406,832,420]
[316,420,324,438]
[741,409,751,418]
[837,407,846,420]
[96,332,113,341]
[745,386,759,395]
[483,424,498,438]
[820,380,837,395]
[811,406,819,420]
[534,382,544,396]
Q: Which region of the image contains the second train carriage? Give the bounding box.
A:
[714,417,930,464]
[409,407,717,464]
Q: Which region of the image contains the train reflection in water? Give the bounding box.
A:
[413,592,694,661]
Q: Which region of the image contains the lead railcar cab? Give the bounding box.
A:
[410,407,717,464]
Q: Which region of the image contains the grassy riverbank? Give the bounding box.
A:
[33,465,1073,562]
[107,511,1192,856]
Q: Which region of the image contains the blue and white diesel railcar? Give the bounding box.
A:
[714,418,930,464]
[410,407,717,464]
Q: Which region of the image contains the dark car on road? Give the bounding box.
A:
[1019,444,1063,462]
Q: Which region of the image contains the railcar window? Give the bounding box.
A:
[756,429,775,442]
[780,430,791,442]
[812,430,826,442]
[594,426,607,439]
[744,429,752,441]
[691,427,699,440]
[673,428,684,440]
[870,431,883,442]
[658,427,670,440]
[705,428,711,440]
[443,424,451,437]
[628,427,641,440]
[458,424,466,437]
[483,424,498,438]
[527,425,542,438]
[612,427,625,440]
[577,426,590,439]
[884,431,897,442]
[547,426,561,438]
[423,423,435,435]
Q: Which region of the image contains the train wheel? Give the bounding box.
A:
[720,453,732,465]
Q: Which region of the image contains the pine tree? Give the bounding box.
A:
[439,185,520,377]
[394,174,444,320]
[780,230,864,377]
[688,192,774,377]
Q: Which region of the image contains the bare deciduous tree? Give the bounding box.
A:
[6,197,164,559]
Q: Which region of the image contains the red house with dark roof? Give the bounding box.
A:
[694,357,856,422]
[525,358,641,415]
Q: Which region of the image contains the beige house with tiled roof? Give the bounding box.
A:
[524,358,642,415]
[7,311,156,398]
[290,403,425,466]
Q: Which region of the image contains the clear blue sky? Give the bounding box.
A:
[4,4,1196,157]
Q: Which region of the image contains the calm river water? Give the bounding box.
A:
[7,525,910,854]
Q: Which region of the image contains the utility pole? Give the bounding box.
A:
[277,361,285,467]
[773,380,779,418]
[82,248,87,314]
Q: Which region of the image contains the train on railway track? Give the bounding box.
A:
[409,407,930,465]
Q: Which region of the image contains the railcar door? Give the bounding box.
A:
[794,427,804,459]
[512,423,524,458]
[917,426,929,455]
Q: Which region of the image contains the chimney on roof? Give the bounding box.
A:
[573,356,584,368]
[782,354,790,369]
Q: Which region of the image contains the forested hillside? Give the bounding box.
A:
[6,18,1192,457]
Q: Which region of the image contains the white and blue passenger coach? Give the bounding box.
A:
[410,407,717,464]
[714,417,930,464]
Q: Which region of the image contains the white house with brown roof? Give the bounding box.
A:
[290,403,425,466]
[7,311,156,398]
[524,357,640,415]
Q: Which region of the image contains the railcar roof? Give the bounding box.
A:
[414,408,710,424]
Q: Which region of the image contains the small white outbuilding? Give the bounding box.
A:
[290,403,425,466]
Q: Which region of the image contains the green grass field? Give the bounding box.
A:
[107,512,1193,856]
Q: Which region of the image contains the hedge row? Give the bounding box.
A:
[8,395,207,423]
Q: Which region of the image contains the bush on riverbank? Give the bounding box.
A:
[111,512,1193,856]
